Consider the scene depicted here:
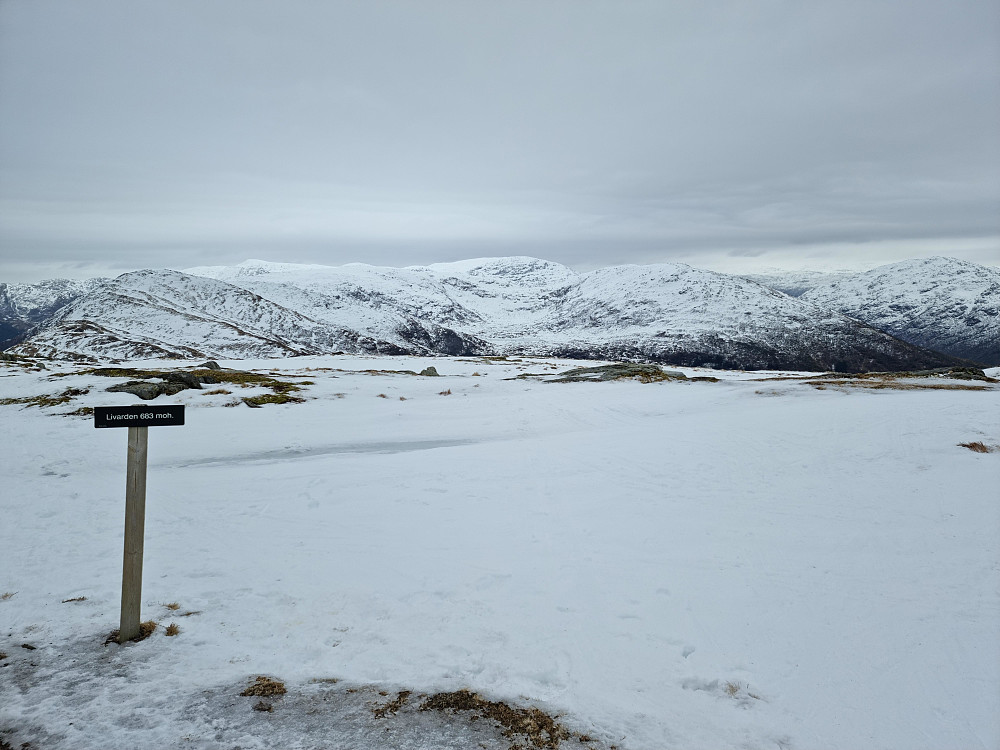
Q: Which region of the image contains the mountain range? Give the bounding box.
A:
[3,256,997,371]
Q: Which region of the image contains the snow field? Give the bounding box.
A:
[1,355,998,749]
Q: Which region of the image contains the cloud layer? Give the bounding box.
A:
[1,1,998,281]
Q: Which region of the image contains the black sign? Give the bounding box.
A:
[94,405,185,428]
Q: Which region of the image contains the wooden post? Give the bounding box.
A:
[119,425,148,643]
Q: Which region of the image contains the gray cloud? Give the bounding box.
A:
[1,0,998,282]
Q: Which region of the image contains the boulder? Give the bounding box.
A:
[419,366,440,377]
[106,381,164,400]
[198,360,223,370]
[165,371,202,389]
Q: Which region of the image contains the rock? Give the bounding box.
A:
[159,382,188,396]
[106,381,164,400]
[198,360,223,370]
[418,366,440,376]
[165,371,203,389]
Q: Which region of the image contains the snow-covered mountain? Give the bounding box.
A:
[0,277,106,349]
[5,256,970,372]
[800,257,1000,365]
[11,269,489,362]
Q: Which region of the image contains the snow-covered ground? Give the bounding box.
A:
[2,356,998,749]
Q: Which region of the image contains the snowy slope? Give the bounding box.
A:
[741,269,854,297]
[1,355,998,749]
[800,257,1000,365]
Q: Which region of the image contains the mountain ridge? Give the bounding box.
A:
[3,256,994,371]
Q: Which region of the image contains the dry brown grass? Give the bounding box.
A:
[240,676,287,697]
[0,652,7,660]
[61,596,86,603]
[438,389,452,395]
[0,592,15,601]
[105,620,157,645]
[164,602,181,610]
[165,623,180,636]
[419,689,572,749]
[959,441,997,453]
[376,393,389,398]
[373,690,412,718]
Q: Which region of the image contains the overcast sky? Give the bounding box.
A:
[1,0,998,282]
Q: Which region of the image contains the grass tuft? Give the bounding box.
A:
[240,675,287,697]
[438,389,452,396]
[0,592,15,601]
[959,441,996,453]
[165,623,180,636]
[164,602,181,610]
[61,596,86,603]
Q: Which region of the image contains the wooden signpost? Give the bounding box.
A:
[95,405,185,643]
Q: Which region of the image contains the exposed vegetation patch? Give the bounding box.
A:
[358,368,421,376]
[804,379,992,392]
[165,623,180,636]
[807,366,997,386]
[372,689,412,718]
[61,596,86,603]
[419,689,574,749]
[105,620,157,645]
[0,352,47,370]
[548,363,688,383]
[240,676,288,697]
[0,387,89,409]
[1,592,15,601]
[959,441,998,453]
[242,392,306,408]
[82,366,310,406]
